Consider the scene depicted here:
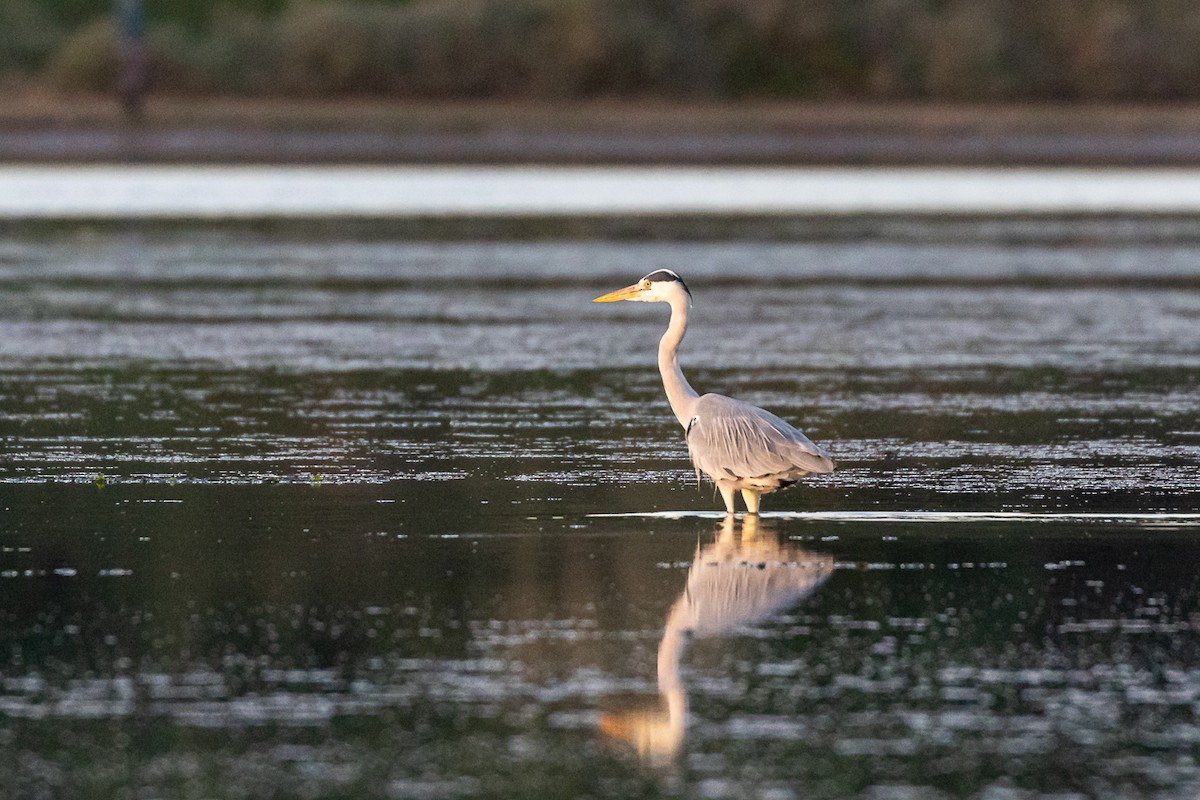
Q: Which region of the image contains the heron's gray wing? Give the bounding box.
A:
[685,394,834,483]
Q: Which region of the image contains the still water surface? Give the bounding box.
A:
[1,219,1199,798]
[12,165,1200,216]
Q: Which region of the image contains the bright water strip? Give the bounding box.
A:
[9,166,1200,217]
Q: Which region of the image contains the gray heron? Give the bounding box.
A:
[594,270,834,514]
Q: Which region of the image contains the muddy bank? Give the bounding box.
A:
[6,96,1200,165]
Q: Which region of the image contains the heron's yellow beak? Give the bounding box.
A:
[593,283,643,303]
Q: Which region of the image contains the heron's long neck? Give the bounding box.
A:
[659,296,700,428]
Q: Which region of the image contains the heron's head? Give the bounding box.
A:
[593,270,692,305]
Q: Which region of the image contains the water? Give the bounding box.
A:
[1,213,1199,798]
[12,165,1200,216]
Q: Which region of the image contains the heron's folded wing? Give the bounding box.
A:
[685,394,834,481]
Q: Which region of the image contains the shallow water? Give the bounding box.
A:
[13,165,1200,217]
[1,221,1199,798]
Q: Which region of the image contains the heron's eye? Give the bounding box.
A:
[641,281,651,289]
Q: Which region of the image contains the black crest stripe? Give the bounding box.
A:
[643,270,691,299]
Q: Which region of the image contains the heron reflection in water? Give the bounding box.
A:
[595,270,834,514]
[599,515,833,764]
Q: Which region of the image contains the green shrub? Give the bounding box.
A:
[274,1,398,93]
[43,17,120,92]
[0,0,67,75]
[184,6,281,94]
[24,0,1200,100]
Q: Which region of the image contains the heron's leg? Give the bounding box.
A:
[718,484,737,514]
[740,489,761,515]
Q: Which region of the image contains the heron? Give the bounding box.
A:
[594,269,834,514]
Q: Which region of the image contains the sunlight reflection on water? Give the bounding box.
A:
[9,165,1200,216]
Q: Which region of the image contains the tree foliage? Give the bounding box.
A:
[11,0,1200,100]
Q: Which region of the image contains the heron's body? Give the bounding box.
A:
[595,270,834,514]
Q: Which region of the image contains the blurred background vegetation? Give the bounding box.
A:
[3,0,1200,101]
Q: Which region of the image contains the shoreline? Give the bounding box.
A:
[7,95,1200,165]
